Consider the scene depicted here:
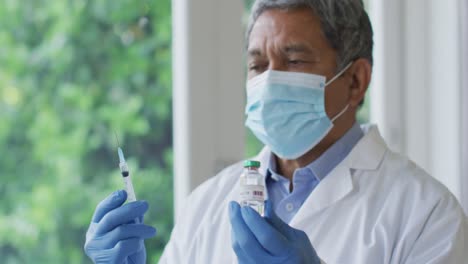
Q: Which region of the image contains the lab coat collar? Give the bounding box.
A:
[253,124,388,223]
[254,124,386,174]
[343,124,387,170]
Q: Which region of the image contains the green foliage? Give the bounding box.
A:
[0,0,173,263]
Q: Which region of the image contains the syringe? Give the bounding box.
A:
[118,147,137,202]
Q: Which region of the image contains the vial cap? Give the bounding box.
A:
[243,160,261,168]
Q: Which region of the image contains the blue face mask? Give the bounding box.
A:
[245,63,352,159]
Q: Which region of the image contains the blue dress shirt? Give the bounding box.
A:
[266,122,364,223]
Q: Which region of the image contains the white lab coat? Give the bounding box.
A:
[159,125,467,263]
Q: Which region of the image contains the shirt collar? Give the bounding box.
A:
[266,122,364,182]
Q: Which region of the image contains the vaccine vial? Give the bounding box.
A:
[239,160,265,216]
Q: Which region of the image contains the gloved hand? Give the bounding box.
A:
[229,200,321,264]
[84,190,157,264]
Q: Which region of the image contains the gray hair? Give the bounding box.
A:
[246,0,374,72]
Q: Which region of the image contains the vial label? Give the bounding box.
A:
[239,185,264,202]
[245,177,260,185]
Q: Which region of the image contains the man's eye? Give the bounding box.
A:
[288,60,305,65]
[249,64,265,72]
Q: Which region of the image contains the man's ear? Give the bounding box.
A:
[348,58,372,108]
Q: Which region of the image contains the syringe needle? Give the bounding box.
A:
[114,130,121,147]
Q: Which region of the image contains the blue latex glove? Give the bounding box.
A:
[229,200,321,264]
[84,190,157,264]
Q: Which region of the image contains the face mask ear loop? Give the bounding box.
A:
[331,104,350,123]
[327,62,353,123]
[325,62,353,87]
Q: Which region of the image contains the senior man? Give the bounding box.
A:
[84,0,467,263]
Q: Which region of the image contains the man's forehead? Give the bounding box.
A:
[247,8,324,56]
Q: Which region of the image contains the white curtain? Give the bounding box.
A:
[369,0,465,207]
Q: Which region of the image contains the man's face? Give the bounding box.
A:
[247,7,351,123]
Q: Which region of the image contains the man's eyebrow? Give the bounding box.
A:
[247,48,263,58]
[283,44,315,54]
[247,45,319,58]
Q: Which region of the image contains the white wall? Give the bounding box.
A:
[370,0,465,209]
[172,0,245,215]
[369,0,405,152]
[461,0,468,214]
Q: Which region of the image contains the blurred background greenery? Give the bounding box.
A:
[0,0,173,263]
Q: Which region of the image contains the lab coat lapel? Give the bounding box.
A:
[289,125,387,227]
[290,163,353,226]
[345,124,387,170]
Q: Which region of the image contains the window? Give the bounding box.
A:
[0,0,173,262]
